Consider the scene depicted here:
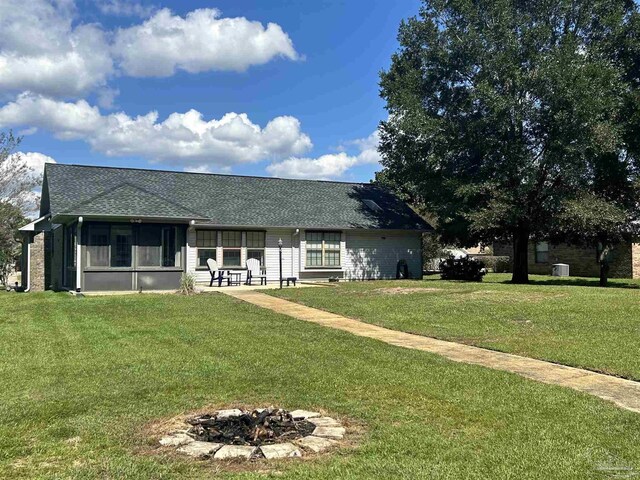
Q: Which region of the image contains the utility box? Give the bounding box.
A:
[552,263,570,277]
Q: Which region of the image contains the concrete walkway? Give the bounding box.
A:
[224,290,640,414]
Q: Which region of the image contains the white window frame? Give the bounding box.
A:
[246,231,266,267]
[305,231,341,268]
[196,230,217,269]
[221,231,242,268]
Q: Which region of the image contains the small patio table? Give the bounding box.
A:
[227,270,243,286]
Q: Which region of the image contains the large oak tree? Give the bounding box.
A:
[379,0,640,283]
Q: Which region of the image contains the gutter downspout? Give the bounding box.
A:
[292,228,300,277]
[186,220,196,275]
[76,217,83,292]
[24,237,31,292]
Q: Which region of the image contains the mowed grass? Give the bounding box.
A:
[270,274,640,381]
[1,291,640,479]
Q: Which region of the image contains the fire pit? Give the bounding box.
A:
[159,407,345,460]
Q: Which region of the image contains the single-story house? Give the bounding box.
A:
[19,164,430,292]
[493,241,640,278]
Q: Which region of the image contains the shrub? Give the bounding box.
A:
[470,255,511,273]
[178,273,197,295]
[440,256,487,281]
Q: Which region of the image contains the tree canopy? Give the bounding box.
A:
[0,132,40,214]
[0,131,40,287]
[379,0,640,283]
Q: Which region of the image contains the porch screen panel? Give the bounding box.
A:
[162,226,178,267]
[138,225,161,266]
[87,225,109,267]
[111,225,132,267]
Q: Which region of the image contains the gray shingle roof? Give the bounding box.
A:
[42,164,431,231]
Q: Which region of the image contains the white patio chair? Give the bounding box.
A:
[245,258,267,285]
[206,258,227,287]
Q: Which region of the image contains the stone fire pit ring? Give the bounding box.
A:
[159,407,345,460]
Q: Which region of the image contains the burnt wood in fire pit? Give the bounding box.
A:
[186,408,315,446]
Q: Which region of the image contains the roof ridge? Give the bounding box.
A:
[46,162,374,186]
[60,181,209,219]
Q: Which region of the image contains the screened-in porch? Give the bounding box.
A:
[80,222,186,291]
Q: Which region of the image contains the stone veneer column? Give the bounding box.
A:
[632,243,640,279]
[29,232,45,292]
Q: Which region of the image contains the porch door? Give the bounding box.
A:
[63,224,76,290]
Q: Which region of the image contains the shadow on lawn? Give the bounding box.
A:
[422,273,640,290]
[522,277,640,290]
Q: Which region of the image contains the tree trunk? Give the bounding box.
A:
[511,229,530,284]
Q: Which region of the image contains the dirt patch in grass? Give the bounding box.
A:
[374,287,446,295]
[372,286,568,303]
[464,290,568,302]
[136,403,366,474]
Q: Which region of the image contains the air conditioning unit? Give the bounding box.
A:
[552,263,569,277]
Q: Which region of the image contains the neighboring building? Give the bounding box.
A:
[493,241,640,279]
[19,164,430,292]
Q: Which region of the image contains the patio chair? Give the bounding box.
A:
[206,258,227,287]
[245,258,267,285]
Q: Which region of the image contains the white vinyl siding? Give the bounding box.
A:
[187,227,421,283]
[265,229,295,281]
[343,230,422,280]
[187,228,298,284]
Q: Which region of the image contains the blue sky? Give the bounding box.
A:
[0,0,422,182]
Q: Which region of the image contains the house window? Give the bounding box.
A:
[196,230,217,268]
[222,231,242,267]
[246,231,265,266]
[111,225,132,267]
[535,242,549,263]
[306,231,341,267]
[86,225,109,267]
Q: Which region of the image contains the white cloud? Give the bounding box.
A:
[0,0,113,97]
[113,8,299,77]
[96,87,120,109]
[0,94,312,170]
[0,3,298,97]
[1,151,56,216]
[16,151,57,178]
[266,131,382,180]
[266,153,359,180]
[96,0,155,18]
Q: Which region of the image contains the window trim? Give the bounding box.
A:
[195,229,217,270]
[305,231,342,268]
[221,230,242,268]
[246,230,266,267]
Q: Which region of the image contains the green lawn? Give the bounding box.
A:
[270,274,640,381]
[1,291,640,479]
